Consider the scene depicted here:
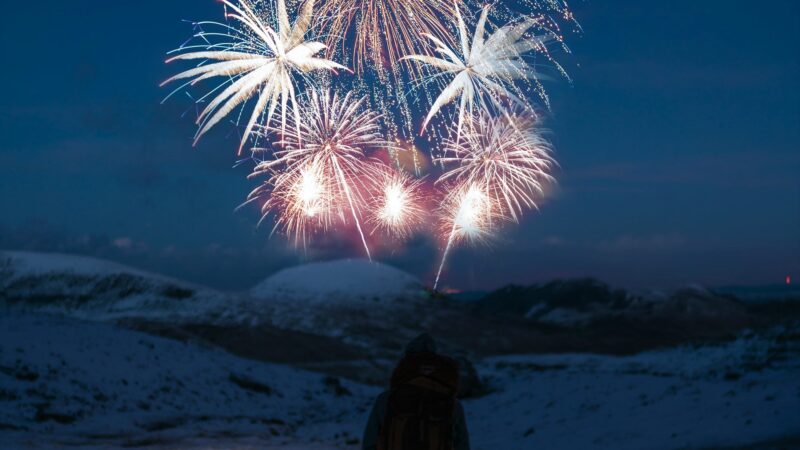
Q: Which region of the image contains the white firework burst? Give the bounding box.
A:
[162,0,347,153]
[402,3,565,137]
[369,168,427,240]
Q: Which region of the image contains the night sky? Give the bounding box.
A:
[1,0,798,291]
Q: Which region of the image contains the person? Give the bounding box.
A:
[362,333,470,450]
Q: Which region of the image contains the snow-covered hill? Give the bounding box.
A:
[0,252,447,376]
[476,279,750,329]
[0,251,232,322]
[247,259,431,343]
[251,259,427,305]
[0,252,431,334]
[3,250,794,390]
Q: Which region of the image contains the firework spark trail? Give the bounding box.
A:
[250,89,393,258]
[331,155,372,260]
[434,183,491,290]
[161,0,347,153]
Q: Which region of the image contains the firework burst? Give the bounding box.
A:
[433,110,555,289]
[249,89,392,257]
[313,0,463,161]
[402,3,568,137]
[316,0,455,76]
[162,0,347,153]
[164,0,578,291]
[438,110,555,221]
[369,169,427,241]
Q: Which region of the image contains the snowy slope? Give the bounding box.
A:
[0,250,238,323]
[247,259,430,342]
[478,280,750,329]
[1,250,160,281]
[250,259,426,305]
[0,252,460,365]
[0,312,377,449]
[2,311,797,449]
[0,252,430,332]
[466,327,800,449]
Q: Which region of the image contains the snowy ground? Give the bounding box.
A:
[0,313,376,449]
[2,312,798,449]
[468,332,800,449]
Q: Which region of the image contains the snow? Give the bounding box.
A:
[521,283,750,327]
[0,250,234,323]
[1,251,173,283]
[245,259,431,341]
[2,310,798,449]
[0,252,429,344]
[0,312,377,449]
[250,259,426,305]
[466,330,800,449]
[1,251,798,449]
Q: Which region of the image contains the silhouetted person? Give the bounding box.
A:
[362,333,470,450]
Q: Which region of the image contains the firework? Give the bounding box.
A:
[369,169,427,240]
[314,0,460,152]
[402,3,565,137]
[316,0,454,76]
[433,182,494,289]
[163,0,577,290]
[250,89,392,257]
[247,159,331,248]
[433,110,555,289]
[161,0,347,153]
[438,110,555,221]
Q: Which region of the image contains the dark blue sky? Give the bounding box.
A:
[1,0,798,290]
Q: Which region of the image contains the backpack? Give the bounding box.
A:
[378,352,460,450]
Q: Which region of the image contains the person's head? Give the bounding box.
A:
[404,333,437,356]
